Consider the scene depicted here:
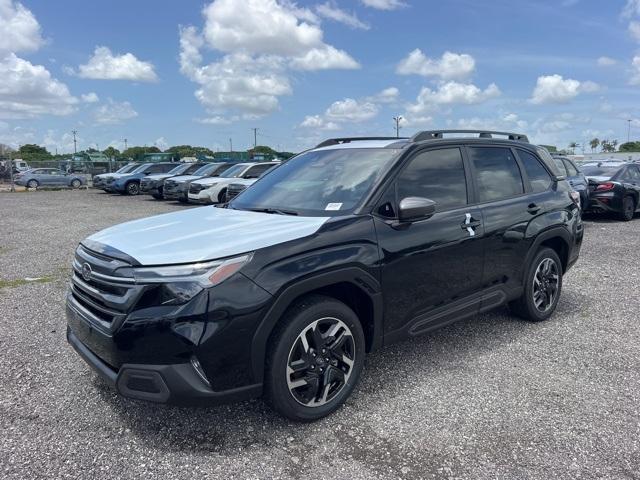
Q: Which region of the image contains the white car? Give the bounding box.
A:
[188,162,278,204]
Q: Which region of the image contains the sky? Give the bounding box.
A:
[1,0,640,154]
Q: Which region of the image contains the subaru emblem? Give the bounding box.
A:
[81,262,92,282]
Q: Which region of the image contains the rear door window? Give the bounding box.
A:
[517,149,552,193]
[396,148,468,211]
[244,164,274,178]
[468,147,524,202]
[553,158,568,175]
[563,159,579,176]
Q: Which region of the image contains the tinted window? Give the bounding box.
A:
[553,158,568,175]
[397,148,467,210]
[159,164,176,173]
[624,165,640,181]
[184,163,205,174]
[245,164,275,178]
[469,147,524,202]
[146,164,166,174]
[580,165,622,178]
[518,150,552,193]
[563,159,579,176]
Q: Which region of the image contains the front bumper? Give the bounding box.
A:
[67,327,260,405]
[163,184,187,200]
[187,191,212,204]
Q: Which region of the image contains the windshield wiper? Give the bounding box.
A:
[244,207,298,216]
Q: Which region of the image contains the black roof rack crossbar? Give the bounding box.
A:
[315,137,406,148]
[411,130,529,143]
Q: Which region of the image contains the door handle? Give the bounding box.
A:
[461,213,481,236]
[527,203,541,214]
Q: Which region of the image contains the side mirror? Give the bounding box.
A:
[398,197,437,223]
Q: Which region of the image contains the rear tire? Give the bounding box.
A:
[27,179,38,189]
[618,195,635,222]
[125,182,140,195]
[71,179,81,189]
[265,295,365,422]
[510,247,563,322]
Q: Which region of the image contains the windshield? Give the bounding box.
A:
[184,163,205,174]
[218,164,247,178]
[168,163,191,175]
[131,163,152,174]
[192,163,223,176]
[116,164,138,174]
[581,165,622,178]
[231,148,399,216]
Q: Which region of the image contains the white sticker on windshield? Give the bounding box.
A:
[325,203,343,211]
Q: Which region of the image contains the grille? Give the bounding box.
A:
[140,178,154,191]
[189,183,205,194]
[164,180,179,193]
[225,184,247,201]
[70,245,145,331]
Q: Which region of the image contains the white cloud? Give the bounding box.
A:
[0,0,44,54]
[316,2,370,30]
[180,0,359,118]
[325,98,379,122]
[597,56,617,67]
[623,0,640,18]
[153,137,168,150]
[397,49,475,80]
[42,130,78,153]
[94,99,138,124]
[631,56,640,85]
[300,114,340,130]
[629,21,640,42]
[529,74,598,104]
[196,116,232,125]
[0,53,77,119]
[360,0,407,10]
[407,81,500,114]
[81,92,99,103]
[76,46,158,82]
[367,86,399,104]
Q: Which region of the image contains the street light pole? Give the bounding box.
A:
[72,130,77,154]
[393,116,403,138]
[628,119,632,143]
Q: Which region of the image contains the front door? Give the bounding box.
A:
[374,146,485,341]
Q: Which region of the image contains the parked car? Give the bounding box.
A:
[66,130,583,421]
[224,165,280,202]
[93,163,140,190]
[107,162,177,195]
[140,162,206,199]
[163,162,236,202]
[14,168,86,189]
[582,161,640,221]
[552,155,589,208]
[188,162,278,204]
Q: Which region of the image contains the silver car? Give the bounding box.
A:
[14,168,87,189]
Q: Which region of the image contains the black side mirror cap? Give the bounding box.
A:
[398,197,437,223]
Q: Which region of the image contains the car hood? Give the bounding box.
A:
[84,207,330,265]
[167,175,201,183]
[229,178,256,186]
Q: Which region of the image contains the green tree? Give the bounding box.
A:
[122,146,161,160]
[16,144,51,162]
[589,138,600,152]
[103,146,121,158]
[166,145,215,158]
[619,141,640,152]
[568,142,578,154]
[601,140,617,153]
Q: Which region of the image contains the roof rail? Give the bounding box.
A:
[315,137,406,148]
[411,130,529,143]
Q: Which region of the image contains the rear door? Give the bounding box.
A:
[468,146,553,297]
[375,146,485,339]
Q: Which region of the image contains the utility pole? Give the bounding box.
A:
[229,138,233,152]
[251,128,259,148]
[628,119,632,143]
[393,116,403,138]
[72,130,78,153]
[124,138,128,151]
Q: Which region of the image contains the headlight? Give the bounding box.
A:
[131,254,252,287]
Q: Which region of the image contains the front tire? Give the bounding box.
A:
[265,295,365,422]
[510,247,563,322]
[125,182,139,195]
[217,188,227,204]
[71,179,81,188]
[27,179,38,189]
[618,195,635,222]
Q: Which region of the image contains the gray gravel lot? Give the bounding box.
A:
[1,190,639,479]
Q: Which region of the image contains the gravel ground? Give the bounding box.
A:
[1,189,639,480]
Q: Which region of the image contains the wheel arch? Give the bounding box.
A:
[525,227,571,274]
[250,267,383,384]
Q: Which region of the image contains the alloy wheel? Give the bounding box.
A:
[286,317,355,407]
[532,258,559,312]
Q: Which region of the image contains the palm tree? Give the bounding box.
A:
[568,142,578,154]
[611,140,618,152]
[589,138,600,152]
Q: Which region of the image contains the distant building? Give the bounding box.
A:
[213,151,250,161]
[567,152,640,164]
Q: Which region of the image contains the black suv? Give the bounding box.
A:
[66,130,583,421]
